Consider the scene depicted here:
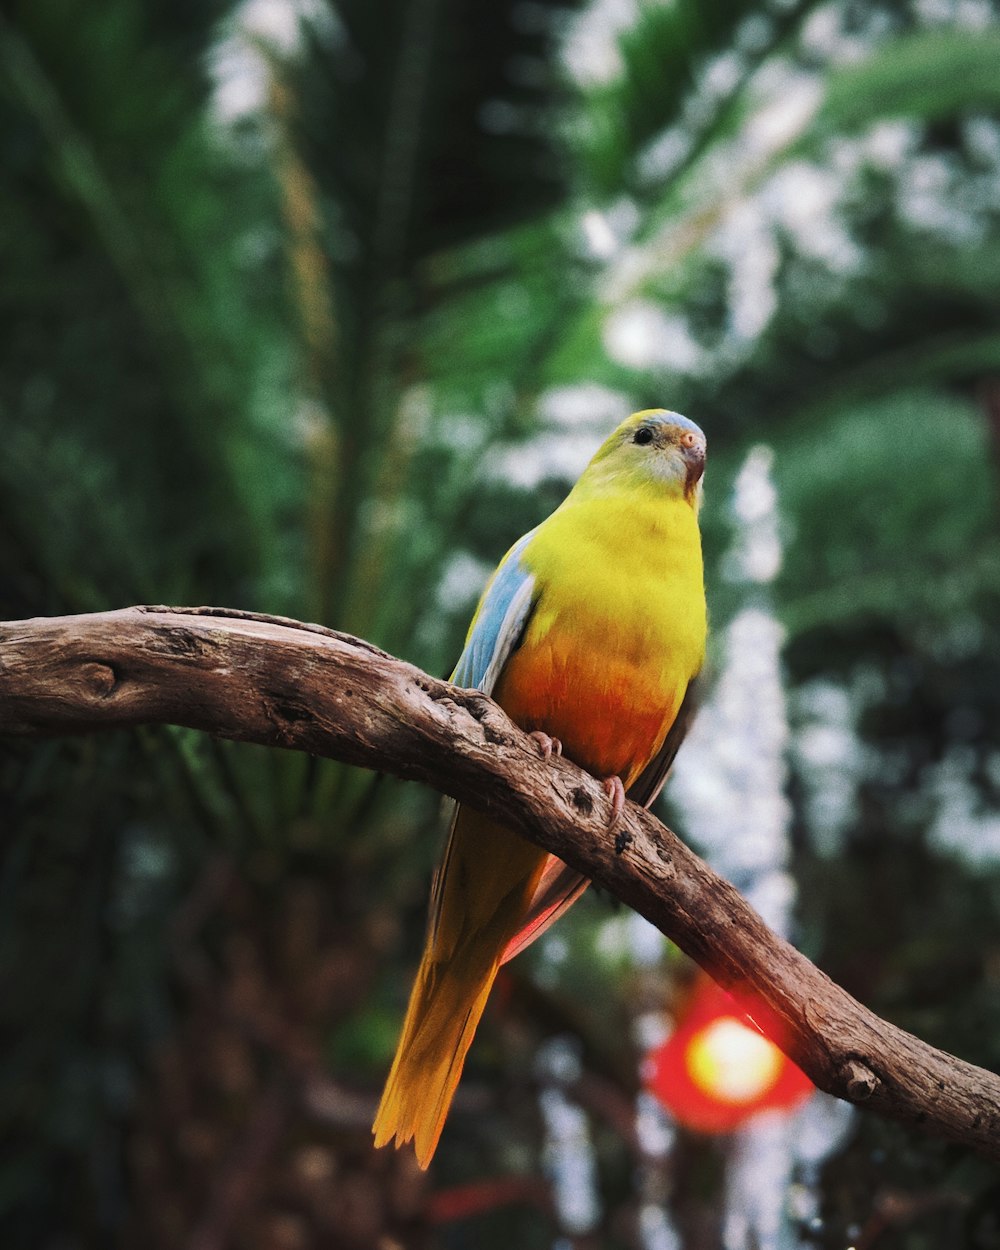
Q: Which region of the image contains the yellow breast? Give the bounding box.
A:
[494,490,706,784]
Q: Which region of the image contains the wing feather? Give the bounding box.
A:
[451,530,538,695]
[429,535,538,941]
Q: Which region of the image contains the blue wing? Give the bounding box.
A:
[447,530,592,965]
[451,530,538,695]
[428,531,539,941]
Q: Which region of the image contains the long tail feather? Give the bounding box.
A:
[374,810,549,1167]
[373,949,498,1168]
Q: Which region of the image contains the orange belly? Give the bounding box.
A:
[494,636,681,788]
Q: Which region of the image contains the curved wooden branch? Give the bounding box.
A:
[1,605,998,1158]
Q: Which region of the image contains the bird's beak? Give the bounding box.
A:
[682,441,706,494]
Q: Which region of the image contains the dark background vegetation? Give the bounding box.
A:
[3,0,1000,1245]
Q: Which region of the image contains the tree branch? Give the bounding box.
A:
[1,605,998,1159]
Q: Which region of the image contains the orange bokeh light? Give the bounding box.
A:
[646,977,813,1133]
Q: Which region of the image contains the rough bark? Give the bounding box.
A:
[1,605,998,1159]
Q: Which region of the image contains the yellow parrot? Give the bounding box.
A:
[374,409,708,1167]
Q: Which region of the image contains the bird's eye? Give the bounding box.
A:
[633,427,654,446]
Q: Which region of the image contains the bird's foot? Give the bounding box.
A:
[529,730,563,761]
[601,775,626,827]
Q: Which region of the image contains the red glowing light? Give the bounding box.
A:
[646,977,813,1134]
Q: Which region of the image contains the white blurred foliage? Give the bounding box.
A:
[602,63,826,337]
[627,911,669,966]
[741,63,825,154]
[688,50,747,127]
[580,209,622,259]
[914,0,995,28]
[594,0,1000,369]
[854,119,918,171]
[537,383,633,431]
[481,430,598,489]
[637,125,695,184]
[735,11,776,54]
[237,0,329,52]
[763,162,863,272]
[538,1090,600,1233]
[781,1094,856,1240]
[672,605,792,908]
[704,73,872,347]
[561,0,650,86]
[595,909,667,966]
[430,410,491,455]
[603,301,706,372]
[673,450,791,905]
[724,446,784,585]
[579,199,641,260]
[929,748,1000,864]
[109,825,174,931]
[964,114,1000,165]
[799,1,893,63]
[634,1010,672,1055]
[542,933,570,967]
[434,550,493,613]
[791,681,868,857]
[638,1205,684,1250]
[481,386,639,490]
[210,0,336,123]
[635,1089,676,1156]
[536,1038,601,1235]
[723,1098,854,1250]
[711,202,782,344]
[896,153,986,242]
[634,1030,683,1246]
[211,35,271,122]
[723,1112,796,1250]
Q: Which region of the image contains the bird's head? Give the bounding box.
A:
[583,409,707,506]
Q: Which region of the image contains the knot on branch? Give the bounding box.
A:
[570,786,594,816]
[461,692,516,748]
[80,661,117,699]
[843,1058,880,1102]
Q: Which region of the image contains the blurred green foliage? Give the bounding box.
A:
[3,0,1000,1246]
